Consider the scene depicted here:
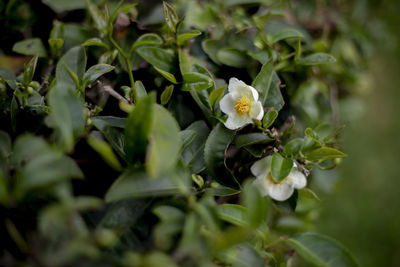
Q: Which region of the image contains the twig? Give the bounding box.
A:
[38,62,54,94]
[99,83,129,103]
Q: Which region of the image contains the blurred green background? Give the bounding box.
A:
[315,1,400,266]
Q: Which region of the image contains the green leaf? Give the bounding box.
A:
[265,72,285,111]
[136,47,175,73]
[270,153,293,183]
[0,131,12,159]
[146,104,182,177]
[87,134,122,171]
[283,138,304,156]
[63,63,80,89]
[56,46,87,89]
[135,80,148,100]
[180,130,197,150]
[178,49,192,74]
[209,85,226,111]
[99,50,118,64]
[218,243,265,267]
[82,64,115,88]
[305,147,347,162]
[154,66,177,84]
[217,48,248,68]
[182,120,210,174]
[252,60,273,105]
[177,30,202,46]
[23,55,39,85]
[204,123,239,188]
[131,33,163,50]
[161,85,174,105]
[205,184,240,196]
[271,28,304,43]
[163,1,179,33]
[262,110,278,129]
[295,37,302,61]
[235,133,273,148]
[182,72,213,91]
[12,38,47,58]
[82,38,110,49]
[285,232,359,267]
[86,0,107,34]
[124,93,155,163]
[216,204,248,227]
[45,83,86,152]
[49,20,64,53]
[105,169,189,202]
[297,53,336,66]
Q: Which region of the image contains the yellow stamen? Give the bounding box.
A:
[234,96,251,115]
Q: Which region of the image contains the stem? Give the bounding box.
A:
[108,33,137,103]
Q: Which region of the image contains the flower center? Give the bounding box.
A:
[234,96,251,115]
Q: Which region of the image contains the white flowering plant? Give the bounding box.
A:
[0,0,370,266]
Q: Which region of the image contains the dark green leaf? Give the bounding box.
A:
[178,49,192,74]
[177,30,202,46]
[161,85,174,105]
[306,147,347,162]
[216,204,248,227]
[270,153,293,183]
[285,232,359,267]
[82,38,110,49]
[180,130,197,150]
[283,138,304,156]
[264,72,284,111]
[86,0,107,34]
[0,68,17,89]
[202,39,221,64]
[43,0,86,13]
[124,93,155,163]
[0,131,11,159]
[182,72,213,91]
[82,64,115,88]
[12,38,47,58]
[240,180,267,227]
[205,185,240,196]
[204,123,239,188]
[297,53,336,66]
[252,60,273,105]
[137,47,175,73]
[235,133,273,148]
[92,117,126,158]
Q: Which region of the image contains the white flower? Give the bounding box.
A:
[250,156,307,201]
[219,78,264,130]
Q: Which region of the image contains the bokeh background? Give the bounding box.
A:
[314,1,400,266]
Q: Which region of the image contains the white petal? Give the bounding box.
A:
[249,101,264,120]
[253,175,270,197]
[228,78,243,94]
[250,156,271,177]
[267,182,294,201]
[228,78,251,99]
[287,168,307,189]
[219,94,234,115]
[248,85,259,102]
[224,112,251,130]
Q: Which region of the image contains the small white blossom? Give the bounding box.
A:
[250,156,307,201]
[219,78,264,130]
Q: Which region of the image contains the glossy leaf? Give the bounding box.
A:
[181,72,213,91]
[204,123,239,188]
[56,46,87,89]
[286,232,358,267]
[270,153,293,183]
[163,1,179,33]
[91,117,126,158]
[154,66,177,84]
[23,55,39,85]
[283,138,304,156]
[209,85,226,111]
[137,47,175,73]
[82,64,115,88]
[12,38,47,58]
[265,72,285,111]
[82,38,110,49]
